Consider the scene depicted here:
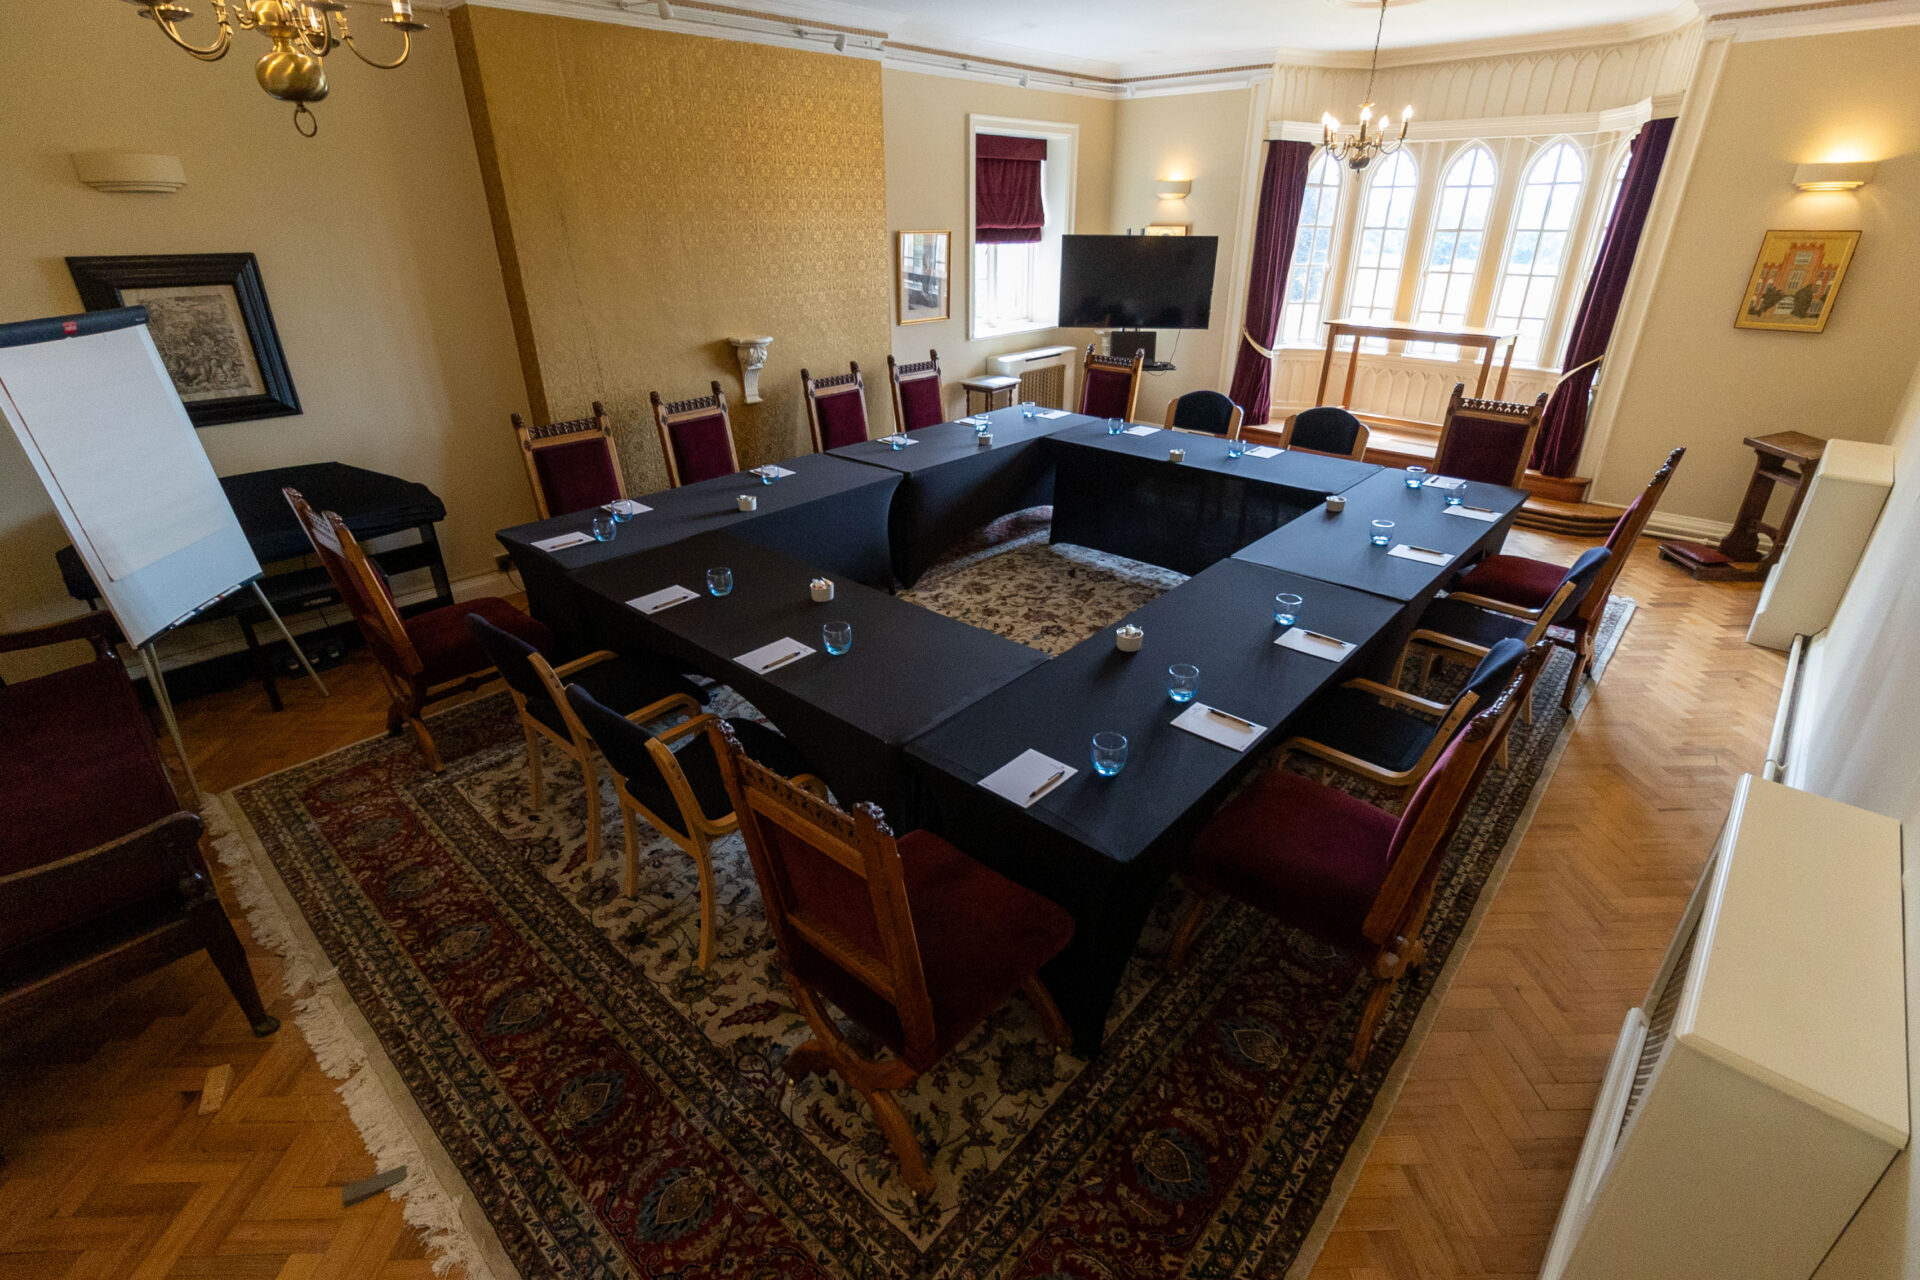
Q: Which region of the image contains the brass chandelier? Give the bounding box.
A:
[119,0,428,136]
[1320,0,1414,172]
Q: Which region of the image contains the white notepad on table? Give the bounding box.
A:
[1423,475,1467,491]
[1037,409,1071,419]
[750,465,797,479]
[1172,703,1267,752]
[531,531,595,552]
[1243,445,1282,458]
[979,749,1077,809]
[604,499,652,516]
[1275,628,1356,661]
[876,435,919,448]
[1388,544,1454,566]
[627,585,699,615]
[1122,425,1160,436]
[1442,504,1503,524]
[735,637,815,674]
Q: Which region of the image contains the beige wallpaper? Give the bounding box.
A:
[453,6,893,490]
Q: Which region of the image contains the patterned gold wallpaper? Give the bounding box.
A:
[452,5,893,492]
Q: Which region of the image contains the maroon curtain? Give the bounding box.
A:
[1227,141,1314,425]
[1532,116,1675,477]
[977,135,1048,245]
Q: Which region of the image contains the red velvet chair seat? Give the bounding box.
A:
[815,391,870,450]
[1436,419,1533,486]
[898,377,945,431]
[670,413,737,486]
[405,598,553,687]
[531,437,622,517]
[1082,366,1135,420]
[1451,554,1566,610]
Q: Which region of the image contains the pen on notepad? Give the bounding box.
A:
[1206,707,1256,730]
[1298,629,1346,648]
[1028,769,1066,801]
[1459,504,1496,514]
[762,649,806,670]
[1409,545,1449,557]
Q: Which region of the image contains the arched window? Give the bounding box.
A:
[1410,144,1497,356]
[1492,140,1587,364]
[1279,151,1343,347]
[1347,149,1419,347]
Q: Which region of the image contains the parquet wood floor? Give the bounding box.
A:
[0,535,1785,1280]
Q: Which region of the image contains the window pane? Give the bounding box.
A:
[1492,141,1587,364]
[1346,150,1418,350]
[1279,152,1344,346]
[1409,144,1496,357]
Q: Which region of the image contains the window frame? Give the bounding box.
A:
[967,114,1079,341]
[1278,149,1346,349]
[1343,148,1422,346]
[1488,136,1590,368]
[1408,141,1499,356]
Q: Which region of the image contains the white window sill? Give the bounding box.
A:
[972,317,1055,341]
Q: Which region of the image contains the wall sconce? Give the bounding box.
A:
[1155,179,1191,200]
[727,336,773,404]
[1793,162,1876,192]
[70,152,186,194]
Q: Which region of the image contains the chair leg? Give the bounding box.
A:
[200,907,280,1038]
[408,715,445,774]
[864,1085,935,1197]
[1346,977,1396,1071]
[783,1037,834,1081]
[1166,892,1213,970]
[690,835,717,971]
[578,752,599,867]
[1560,623,1594,711]
[385,700,404,737]
[1021,975,1073,1051]
[523,722,545,811]
[621,804,640,897]
[1496,737,1510,771]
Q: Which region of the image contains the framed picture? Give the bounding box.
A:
[1144,223,1191,237]
[65,252,301,426]
[896,230,950,325]
[1734,230,1860,334]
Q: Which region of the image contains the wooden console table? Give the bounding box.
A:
[1658,430,1826,582]
[1315,318,1520,414]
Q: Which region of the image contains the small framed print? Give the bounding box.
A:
[896,230,951,325]
[1144,223,1191,237]
[1734,229,1860,333]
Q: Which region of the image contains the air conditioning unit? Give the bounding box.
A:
[1746,439,1894,651]
[990,345,1075,410]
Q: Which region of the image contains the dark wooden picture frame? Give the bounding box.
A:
[65,252,301,427]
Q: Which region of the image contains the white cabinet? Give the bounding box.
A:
[1541,775,1906,1280]
[1747,440,1894,651]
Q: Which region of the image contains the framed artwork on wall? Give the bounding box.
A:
[65,252,301,426]
[1734,230,1860,334]
[1144,223,1191,236]
[896,230,950,325]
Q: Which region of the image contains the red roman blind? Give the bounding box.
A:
[976,134,1048,244]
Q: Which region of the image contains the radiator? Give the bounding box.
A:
[990,345,1074,410]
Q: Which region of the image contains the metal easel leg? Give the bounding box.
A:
[139,644,202,808]
[251,580,328,697]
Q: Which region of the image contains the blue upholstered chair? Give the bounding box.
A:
[1279,406,1370,459]
[1163,389,1245,438]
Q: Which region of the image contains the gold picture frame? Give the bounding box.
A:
[896,230,950,325]
[1145,223,1191,237]
[1734,229,1860,333]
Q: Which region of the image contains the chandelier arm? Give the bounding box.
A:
[342,25,414,70]
[150,2,236,61]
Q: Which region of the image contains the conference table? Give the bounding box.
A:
[495,411,1529,1053]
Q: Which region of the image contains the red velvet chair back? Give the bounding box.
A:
[1580,446,1684,624]
[284,487,421,680]
[513,401,627,518]
[1434,383,1547,487]
[802,363,872,452]
[650,382,740,487]
[888,349,946,432]
[1079,344,1145,421]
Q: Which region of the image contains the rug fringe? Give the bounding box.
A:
[204,799,509,1280]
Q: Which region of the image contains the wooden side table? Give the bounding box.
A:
[1659,430,1826,582]
[961,374,1020,414]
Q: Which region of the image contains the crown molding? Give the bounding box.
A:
[1696,0,1920,39]
[1267,92,1684,144]
[1266,4,1701,71]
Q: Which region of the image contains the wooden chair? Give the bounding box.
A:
[711,719,1074,1194]
[1434,382,1548,487]
[887,349,947,432]
[1449,447,1685,708]
[1078,344,1145,422]
[284,487,553,773]
[564,687,816,971]
[466,614,703,873]
[1171,643,1546,1069]
[802,362,872,452]
[513,400,627,518]
[650,381,740,487]
[1278,406,1371,459]
[1278,637,1527,797]
[1164,389,1244,439]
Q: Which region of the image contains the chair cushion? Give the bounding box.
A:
[407,598,553,689]
[1170,391,1238,436]
[1081,365,1136,420]
[1290,407,1365,457]
[532,438,622,517]
[525,655,702,740]
[1186,768,1398,946]
[1451,554,1565,610]
[580,704,806,838]
[898,376,945,431]
[1436,416,1533,486]
[813,389,870,450]
[1414,596,1533,650]
[1288,686,1439,777]
[669,412,735,486]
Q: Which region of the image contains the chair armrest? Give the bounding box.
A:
[1341,678,1449,716]
[0,610,121,657]
[1277,737,1413,793]
[621,694,703,726]
[551,649,620,678]
[1444,590,1542,621]
[648,711,718,744]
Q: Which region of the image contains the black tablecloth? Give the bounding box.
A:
[570,531,1046,823]
[497,453,899,652]
[906,557,1406,1050]
[830,406,1089,586]
[1047,425,1381,574]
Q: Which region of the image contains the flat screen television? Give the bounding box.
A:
[1058,234,1219,331]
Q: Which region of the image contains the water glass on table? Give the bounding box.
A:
[1167,663,1200,704]
[1020,401,1037,419]
[591,515,617,543]
[1226,437,1247,459]
[1106,417,1124,436]
[1370,519,1395,547]
[760,467,777,485]
[1405,465,1428,489]
[822,621,852,656]
[1274,593,1302,627]
[706,566,733,597]
[1091,731,1128,777]
[1445,489,1464,507]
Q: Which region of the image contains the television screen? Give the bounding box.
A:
[1058,235,1219,331]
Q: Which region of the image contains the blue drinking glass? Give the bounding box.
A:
[1405,465,1428,489]
[822,621,851,656]
[760,467,776,485]
[1274,593,1302,627]
[1167,663,1200,704]
[1106,417,1124,436]
[1226,437,1247,459]
[1371,519,1395,548]
[608,502,633,524]
[1446,490,1464,507]
[591,516,616,543]
[1091,731,1128,777]
[706,567,733,597]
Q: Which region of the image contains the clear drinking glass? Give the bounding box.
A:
[822,621,852,656]
[1021,400,1037,419]
[1226,437,1247,459]
[706,566,733,596]
[760,467,777,485]
[590,516,616,542]
[887,434,906,451]
[609,502,633,523]
[1445,489,1464,507]
[1371,519,1395,547]
[1405,465,1428,489]
[1274,593,1303,627]
[1091,731,1128,777]
[1167,663,1200,704]
[1107,417,1124,436]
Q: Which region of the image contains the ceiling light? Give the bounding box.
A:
[1321,0,1413,173]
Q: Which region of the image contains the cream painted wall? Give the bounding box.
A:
[1588,26,1920,521]
[881,69,1115,420]
[1108,87,1257,424]
[0,0,530,679]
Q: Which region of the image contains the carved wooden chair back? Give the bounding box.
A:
[283,486,419,682]
[650,381,740,487]
[1079,344,1145,422]
[513,400,628,519]
[1434,383,1547,487]
[1585,447,1685,623]
[887,349,946,432]
[802,362,872,452]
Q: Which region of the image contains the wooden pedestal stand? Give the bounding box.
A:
[1658,431,1825,582]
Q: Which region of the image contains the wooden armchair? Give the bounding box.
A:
[1078,344,1145,422]
[712,719,1074,1194]
[513,400,627,519]
[1434,382,1548,486]
[0,612,277,1038]
[887,349,946,432]
[802,362,872,452]
[650,382,739,487]
[285,487,553,773]
[1278,406,1371,459]
[1164,389,1244,438]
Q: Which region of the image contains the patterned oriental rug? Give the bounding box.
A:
[214,530,1632,1280]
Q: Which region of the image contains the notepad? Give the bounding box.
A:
[978,749,1077,809]
[1442,504,1503,524]
[1422,475,1467,491]
[959,416,990,426]
[1275,628,1356,661]
[751,465,797,479]
[604,499,652,516]
[1172,703,1267,752]
[877,435,920,447]
[1122,425,1160,436]
[735,637,816,674]
[1036,409,1071,419]
[1388,544,1455,566]
[627,585,699,615]
[531,531,595,552]
[1243,445,1282,458]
